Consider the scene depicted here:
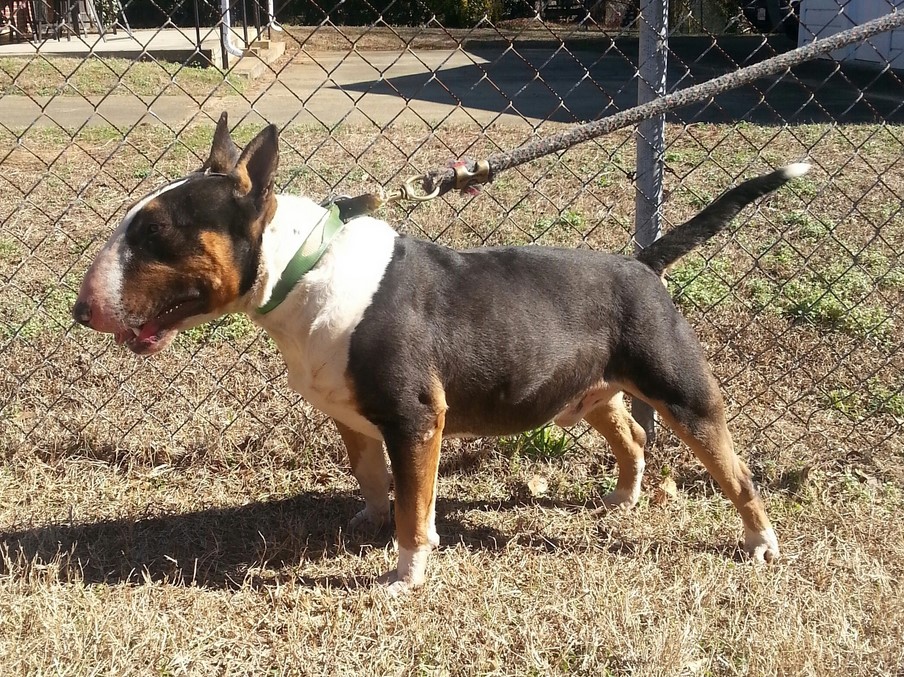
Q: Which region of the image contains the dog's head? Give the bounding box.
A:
[73,114,279,355]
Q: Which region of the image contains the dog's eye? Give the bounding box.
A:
[144,223,166,248]
[141,222,172,259]
[125,217,173,260]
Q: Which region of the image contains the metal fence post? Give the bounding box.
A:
[193,0,202,65]
[634,0,669,444]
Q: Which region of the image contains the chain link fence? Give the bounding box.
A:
[0,0,901,495]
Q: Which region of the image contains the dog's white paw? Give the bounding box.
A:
[744,527,780,563]
[349,506,390,533]
[382,577,421,597]
[599,489,640,511]
[375,569,424,597]
[427,527,440,549]
[376,545,431,596]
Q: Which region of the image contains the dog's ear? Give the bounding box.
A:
[201,112,241,174]
[231,124,279,206]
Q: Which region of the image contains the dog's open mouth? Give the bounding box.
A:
[114,298,204,355]
[113,323,177,355]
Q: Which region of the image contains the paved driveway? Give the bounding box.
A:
[326,37,904,125]
[1,36,901,128]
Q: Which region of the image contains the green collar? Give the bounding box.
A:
[257,204,345,315]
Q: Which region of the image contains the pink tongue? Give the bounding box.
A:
[137,322,161,343]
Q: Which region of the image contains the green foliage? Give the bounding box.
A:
[663,147,707,167]
[0,281,77,342]
[0,57,244,97]
[746,260,894,340]
[501,425,574,460]
[429,0,504,25]
[133,0,525,29]
[884,267,904,290]
[789,176,820,199]
[783,210,830,239]
[826,384,904,420]
[178,314,260,345]
[525,209,585,243]
[669,255,734,310]
[0,238,17,260]
[686,188,715,210]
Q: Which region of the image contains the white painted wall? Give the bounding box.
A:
[798,0,904,68]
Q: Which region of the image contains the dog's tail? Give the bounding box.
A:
[636,163,811,275]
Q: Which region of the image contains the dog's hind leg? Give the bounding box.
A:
[334,420,391,532]
[611,298,779,561]
[640,378,779,563]
[584,392,647,509]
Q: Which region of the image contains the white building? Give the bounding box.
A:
[798,0,904,68]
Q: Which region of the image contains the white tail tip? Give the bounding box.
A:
[782,162,811,178]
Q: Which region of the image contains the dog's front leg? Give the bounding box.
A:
[334,420,391,532]
[379,402,445,595]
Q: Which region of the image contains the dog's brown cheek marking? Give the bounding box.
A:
[195,231,243,307]
[120,260,184,321]
[118,232,242,320]
[118,199,179,317]
[394,376,447,551]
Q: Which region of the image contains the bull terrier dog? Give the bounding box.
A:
[74,114,807,593]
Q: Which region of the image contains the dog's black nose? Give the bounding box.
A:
[72,300,92,326]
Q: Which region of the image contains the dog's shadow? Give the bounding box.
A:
[0,490,625,590]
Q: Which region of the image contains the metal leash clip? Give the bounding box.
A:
[452,159,491,192]
[386,174,442,203]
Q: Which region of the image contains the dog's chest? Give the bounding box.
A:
[258,217,398,439]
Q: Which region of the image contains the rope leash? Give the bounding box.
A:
[330,9,904,220]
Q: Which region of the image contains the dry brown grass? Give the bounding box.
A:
[0,119,902,675]
[0,56,247,98]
